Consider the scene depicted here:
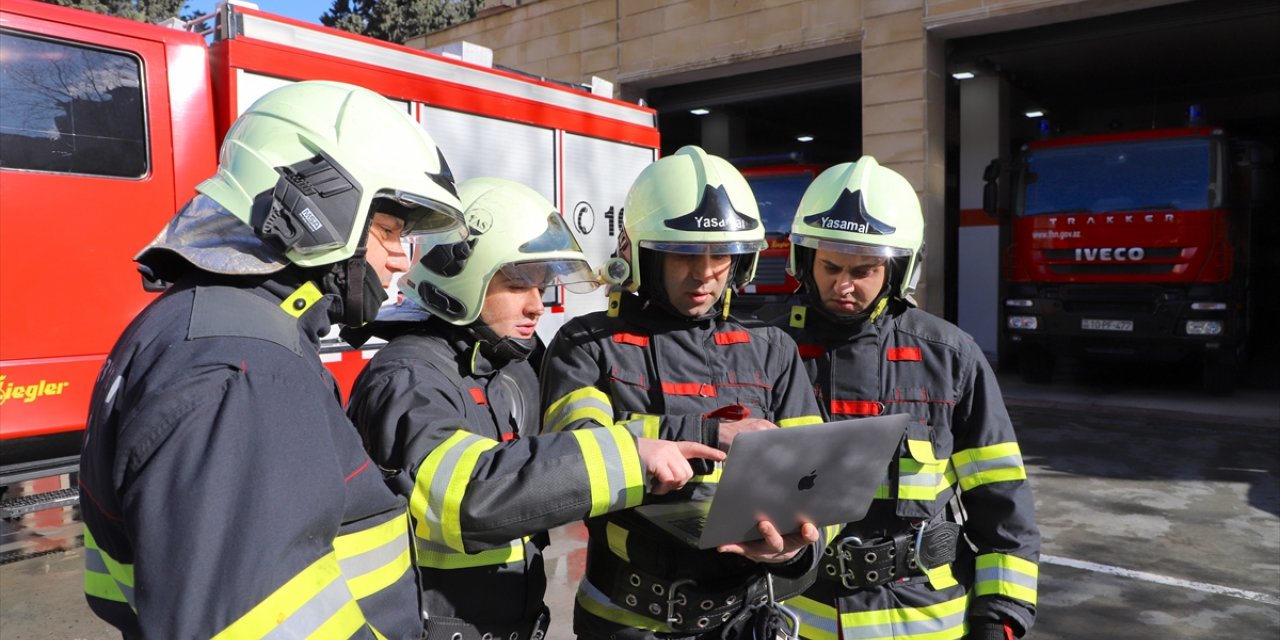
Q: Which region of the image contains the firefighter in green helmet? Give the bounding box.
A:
[345,177,725,640]
[763,156,1040,640]
[539,146,836,638]
[79,80,465,638]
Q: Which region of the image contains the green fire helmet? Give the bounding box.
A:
[611,145,767,292]
[196,80,465,268]
[399,177,599,325]
[788,156,924,300]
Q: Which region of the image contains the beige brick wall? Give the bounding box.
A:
[412,0,1183,311]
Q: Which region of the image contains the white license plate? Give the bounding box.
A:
[1082,318,1133,332]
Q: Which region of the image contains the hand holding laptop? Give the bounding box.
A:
[716,417,777,451]
[638,438,725,495]
[718,518,819,563]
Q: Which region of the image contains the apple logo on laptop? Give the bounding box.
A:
[797,469,818,491]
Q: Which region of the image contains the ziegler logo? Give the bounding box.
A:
[0,375,70,406]
[1074,247,1145,261]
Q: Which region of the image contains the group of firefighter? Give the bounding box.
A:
[78,82,1039,640]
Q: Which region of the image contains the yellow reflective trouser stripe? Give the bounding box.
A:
[410,430,499,552]
[212,551,365,640]
[577,579,669,632]
[619,413,661,439]
[83,527,135,608]
[605,522,629,562]
[785,595,839,640]
[333,512,412,601]
[779,414,823,428]
[571,425,645,517]
[953,442,1028,491]
[416,536,527,569]
[975,553,1038,606]
[544,387,613,433]
[839,592,968,640]
[898,458,954,501]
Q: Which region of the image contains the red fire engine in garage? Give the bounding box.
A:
[986,126,1273,394]
[735,158,825,306]
[0,0,658,507]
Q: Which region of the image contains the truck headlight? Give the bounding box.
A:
[1008,315,1038,330]
[1185,320,1223,336]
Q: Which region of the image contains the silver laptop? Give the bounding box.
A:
[635,414,909,550]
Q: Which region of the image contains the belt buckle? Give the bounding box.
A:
[834,536,864,590]
[666,578,693,627]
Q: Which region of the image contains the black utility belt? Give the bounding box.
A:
[425,612,547,640]
[586,551,771,633]
[818,521,962,592]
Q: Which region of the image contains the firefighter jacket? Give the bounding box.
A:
[539,292,830,636]
[765,299,1040,640]
[79,275,420,639]
[345,317,649,639]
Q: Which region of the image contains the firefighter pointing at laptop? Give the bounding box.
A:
[539,146,836,638]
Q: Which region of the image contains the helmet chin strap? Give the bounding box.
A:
[318,246,389,328]
[803,254,896,326]
[468,321,536,363]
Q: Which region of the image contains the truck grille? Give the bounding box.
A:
[753,256,790,285]
[1058,284,1160,314]
[1043,247,1183,276]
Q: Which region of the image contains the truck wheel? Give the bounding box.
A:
[1019,347,1055,384]
[1202,353,1237,396]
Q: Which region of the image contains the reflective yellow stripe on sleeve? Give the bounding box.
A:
[83,527,135,609]
[544,386,614,433]
[952,442,1027,491]
[571,425,645,516]
[212,551,366,639]
[410,430,499,552]
[416,536,527,569]
[618,413,661,439]
[333,511,412,600]
[974,553,1038,606]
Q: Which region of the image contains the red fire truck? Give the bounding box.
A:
[735,158,825,306]
[0,0,658,508]
[986,126,1272,394]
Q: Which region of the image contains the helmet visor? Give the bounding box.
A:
[519,213,585,254]
[499,259,600,294]
[638,239,767,256]
[791,234,912,258]
[378,190,466,238]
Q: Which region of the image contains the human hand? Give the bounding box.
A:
[717,518,819,563]
[637,438,726,495]
[716,418,778,451]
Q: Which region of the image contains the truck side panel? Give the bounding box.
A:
[0,0,215,449]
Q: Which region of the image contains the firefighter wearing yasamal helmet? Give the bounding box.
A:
[763,156,1040,640]
[79,81,465,639]
[346,177,724,640]
[540,146,835,638]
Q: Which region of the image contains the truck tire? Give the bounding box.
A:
[1019,346,1055,384]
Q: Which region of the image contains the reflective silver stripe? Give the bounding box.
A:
[954,454,1023,478]
[337,532,405,584]
[590,427,633,513]
[545,391,612,432]
[842,607,966,640]
[84,545,135,606]
[786,597,839,637]
[976,563,1038,591]
[261,576,355,640]
[423,432,486,542]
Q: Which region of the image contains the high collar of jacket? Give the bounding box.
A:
[176,270,337,351]
[624,291,727,331]
[349,315,506,376]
